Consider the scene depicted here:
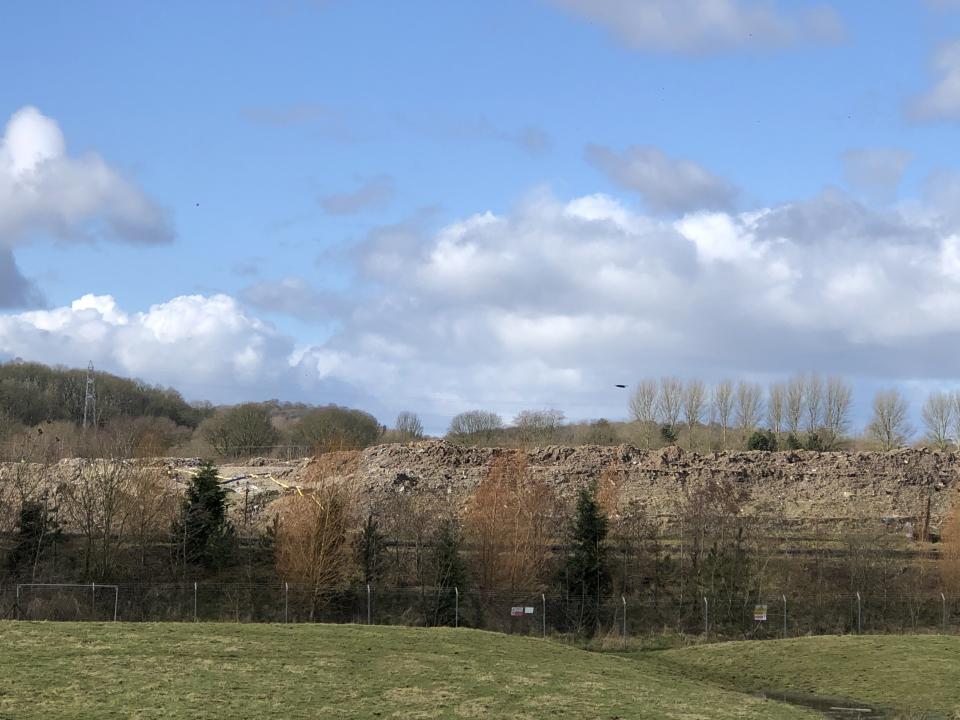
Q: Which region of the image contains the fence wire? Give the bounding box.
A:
[4,582,958,639]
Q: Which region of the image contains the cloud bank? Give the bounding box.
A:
[7,185,960,426]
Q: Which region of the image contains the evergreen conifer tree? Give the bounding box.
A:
[563,483,611,635]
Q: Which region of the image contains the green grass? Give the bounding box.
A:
[652,634,960,717]
[0,622,817,720]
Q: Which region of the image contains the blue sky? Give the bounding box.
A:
[4,0,960,434]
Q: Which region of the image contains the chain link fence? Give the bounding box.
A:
[3,582,958,640]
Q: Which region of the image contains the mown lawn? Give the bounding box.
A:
[651,634,960,717]
[0,621,816,719]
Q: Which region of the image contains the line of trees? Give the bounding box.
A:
[5,441,960,635]
[443,375,957,453]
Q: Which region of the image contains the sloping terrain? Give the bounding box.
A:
[0,622,816,719]
[652,634,960,716]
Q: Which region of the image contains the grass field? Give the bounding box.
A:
[0,622,816,720]
[653,635,960,717]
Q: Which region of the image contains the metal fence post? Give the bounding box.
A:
[284,582,289,624]
[114,586,119,622]
[703,597,709,638]
[782,594,787,638]
[856,591,862,635]
[621,595,627,643]
[542,593,546,639]
[91,582,95,618]
[942,592,947,631]
[367,584,372,625]
[454,587,459,628]
[193,582,197,622]
[15,584,20,620]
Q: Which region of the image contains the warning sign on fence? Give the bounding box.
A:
[511,607,524,617]
[753,604,768,622]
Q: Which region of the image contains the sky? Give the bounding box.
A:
[4,0,960,434]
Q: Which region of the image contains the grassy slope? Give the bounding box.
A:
[0,622,816,720]
[654,635,960,716]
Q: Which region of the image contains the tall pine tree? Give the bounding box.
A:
[563,483,611,636]
[174,461,235,570]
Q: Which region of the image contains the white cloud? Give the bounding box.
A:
[547,0,843,54]
[8,184,960,428]
[910,41,960,121]
[0,106,174,247]
[586,144,738,214]
[0,294,291,395]
[0,106,173,308]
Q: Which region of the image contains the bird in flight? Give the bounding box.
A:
[615,384,627,389]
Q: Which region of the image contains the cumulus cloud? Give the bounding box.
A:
[842,148,913,204]
[910,41,960,121]
[9,184,960,428]
[298,187,960,422]
[547,0,843,54]
[319,175,396,215]
[586,144,738,214]
[0,106,173,247]
[0,294,290,391]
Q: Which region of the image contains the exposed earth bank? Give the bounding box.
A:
[6,442,958,533]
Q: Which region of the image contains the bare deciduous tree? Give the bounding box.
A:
[395,411,425,440]
[735,381,764,437]
[941,495,960,592]
[922,391,953,451]
[867,389,913,451]
[682,379,706,448]
[461,452,557,593]
[785,375,806,435]
[712,380,735,448]
[629,380,658,425]
[767,382,785,440]
[513,409,565,445]
[656,377,683,430]
[274,474,356,620]
[126,467,177,571]
[823,376,853,448]
[447,410,503,440]
[804,373,824,434]
[61,458,132,579]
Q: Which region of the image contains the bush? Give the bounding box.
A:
[659,424,678,443]
[746,430,777,451]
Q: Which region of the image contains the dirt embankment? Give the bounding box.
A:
[315,442,960,532]
[4,442,958,533]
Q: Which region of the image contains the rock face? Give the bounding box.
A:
[325,441,960,531]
